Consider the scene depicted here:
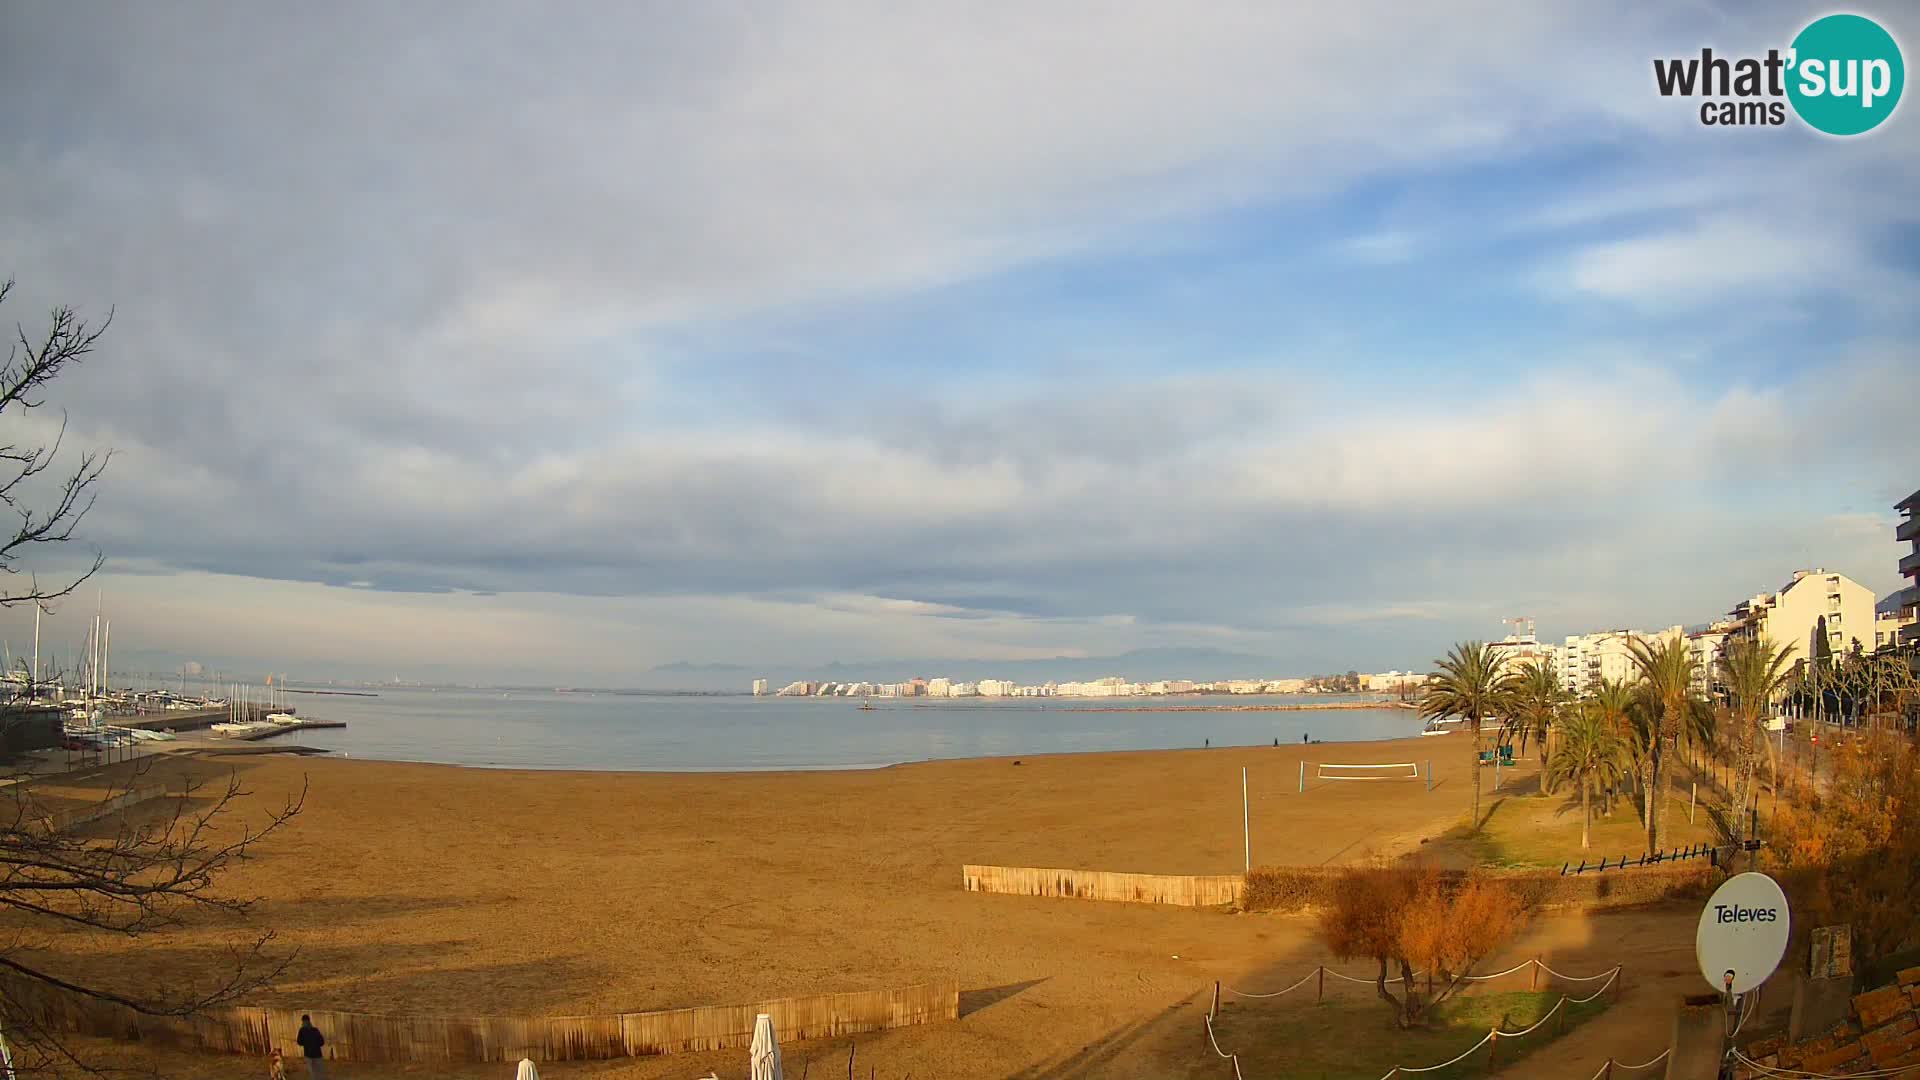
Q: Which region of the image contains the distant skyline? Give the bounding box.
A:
[1,3,1916,685]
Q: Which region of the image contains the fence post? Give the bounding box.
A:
[1604,1059,1613,1080]
[1690,782,1696,824]
[1299,760,1305,794]
[1487,1031,1498,1069]
[1317,966,1324,1002]
[1426,759,1431,792]
[1531,957,1539,991]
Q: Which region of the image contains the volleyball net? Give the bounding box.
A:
[1315,762,1421,781]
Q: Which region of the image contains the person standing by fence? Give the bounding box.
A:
[296,1016,327,1079]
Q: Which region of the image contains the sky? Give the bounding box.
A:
[0,2,1916,686]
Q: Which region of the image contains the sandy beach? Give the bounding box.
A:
[38,734,1712,1078]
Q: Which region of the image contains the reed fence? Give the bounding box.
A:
[41,784,172,832]
[961,864,1243,907]
[0,977,958,1063]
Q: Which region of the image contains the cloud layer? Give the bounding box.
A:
[1,2,1915,680]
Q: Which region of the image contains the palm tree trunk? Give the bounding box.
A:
[1470,736,1482,832]
[1581,777,1591,849]
[1644,752,1659,853]
[1654,723,1676,851]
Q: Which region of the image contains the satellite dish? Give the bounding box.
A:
[1696,872,1790,995]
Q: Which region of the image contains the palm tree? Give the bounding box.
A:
[1512,659,1567,792]
[1718,636,1796,851]
[1420,641,1517,833]
[1588,677,1635,815]
[1627,635,1701,852]
[1547,706,1627,849]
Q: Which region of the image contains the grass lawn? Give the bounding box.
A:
[1433,765,1724,870]
[1202,989,1611,1080]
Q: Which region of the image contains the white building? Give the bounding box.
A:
[977,679,1012,697]
[926,677,952,698]
[1558,626,1684,698]
[1874,600,1913,652]
[1898,489,1920,646]
[1362,671,1422,694]
[1726,568,1878,664]
[1688,624,1734,696]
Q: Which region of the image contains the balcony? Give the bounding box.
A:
[1900,515,1920,543]
[1902,549,1920,578]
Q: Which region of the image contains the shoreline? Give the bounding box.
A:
[244,724,1454,778]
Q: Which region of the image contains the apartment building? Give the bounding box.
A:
[1725,568,1877,664]
[1899,489,1920,646]
[1688,623,1734,695]
[1558,626,1684,697]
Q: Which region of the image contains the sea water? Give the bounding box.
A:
[273,688,1424,771]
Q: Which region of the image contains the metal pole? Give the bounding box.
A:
[1242,767,1251,872]
[1298,759,1305,794]
[1690,782,1696,825]
[1426,759,1432,792]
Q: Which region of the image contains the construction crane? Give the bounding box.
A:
[1503,616,1536,643]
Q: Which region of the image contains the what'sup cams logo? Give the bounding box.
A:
[1654,13,1904,134]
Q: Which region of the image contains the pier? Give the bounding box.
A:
[230,719,346,741]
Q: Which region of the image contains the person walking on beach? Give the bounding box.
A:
[296,1015,327,1079]
[1302,732,1309,744]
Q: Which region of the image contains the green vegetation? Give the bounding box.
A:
[1507,659,1566,786]
[1545,706,1628,850]
[1435,786,1718,870]
[1625,636,1709,852]
[1204,989,1611,1080]
[1420,642,1520,834]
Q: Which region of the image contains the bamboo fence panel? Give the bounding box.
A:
[961,863,1243,906]
[0,977,958,1063]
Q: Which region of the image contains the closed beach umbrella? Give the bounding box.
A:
[514,1057,539,1080]
[749,1013,783,1080]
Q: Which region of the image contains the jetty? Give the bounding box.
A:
[229,718,345,740]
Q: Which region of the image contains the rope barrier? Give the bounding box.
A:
[1202,1013,1247,1080]
[1616,1048,1671,1070]
[1221,969,1321,998]
[1731,1047,1918,1078]
[1206,964,1623,1079]
[1222,957,1616,997]
[1587,1047,1671,1080]
[1323,967,1384,984]
[1378,1030,1494,1077]
[1535,961,1622,982]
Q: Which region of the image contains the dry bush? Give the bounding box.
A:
[1315,863,1528,1028]
[1242,863,1708,914]
[1767,728,1920,970]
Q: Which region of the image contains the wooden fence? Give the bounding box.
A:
[42,784,172,832]
[1,977,959,1063]
[961,864,1243,907]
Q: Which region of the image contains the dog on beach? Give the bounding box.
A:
[269,1049,287,1080]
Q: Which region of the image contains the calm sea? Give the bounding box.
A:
[267,689,1425,771]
